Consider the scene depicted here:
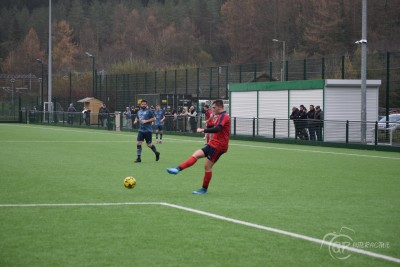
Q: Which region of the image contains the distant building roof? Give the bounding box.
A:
[77,97,102,103]
[247,72,277,82]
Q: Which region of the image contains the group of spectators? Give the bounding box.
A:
[179,106,198,132]
[290,104,324,141]
[67,103,110,127]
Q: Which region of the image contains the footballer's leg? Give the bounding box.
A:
[135,140,143,163]
[192,159,213,194]
[159,127,163,144]
[167,148,205,175]
[146,132,160,161]
[155,129,159,143]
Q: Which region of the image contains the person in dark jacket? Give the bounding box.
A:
[307,105,316,141]
[67,103,76,124]
[99,103,109,128]
[290,106,301,139]
[315,105,324,141]
[298,105,309,140]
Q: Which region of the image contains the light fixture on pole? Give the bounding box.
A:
[36,59,44,107]
[272,39,286,81]
[85,52,95,96]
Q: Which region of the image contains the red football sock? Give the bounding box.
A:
[178,156,197,170]
[202,172,212,189]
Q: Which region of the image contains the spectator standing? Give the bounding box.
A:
[180,107,189,131]
[99,104,110,128]
[131,106,138,129]
[172,109,178,131]
[299,105,309,140]
[154,104,166,143]
[290,106,301,139]
[315,105,324,141]
[189,106,197,133]
[67,103,76,125]
[123,107,132,129]
[82,106,90,126]
[307,105,316,141]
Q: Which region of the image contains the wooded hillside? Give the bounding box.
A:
[1,0,399,76]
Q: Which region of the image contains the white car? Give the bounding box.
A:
[377,114,400,131]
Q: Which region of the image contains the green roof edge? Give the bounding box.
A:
[228,80,325,92]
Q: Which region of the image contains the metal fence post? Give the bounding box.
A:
[269,62,272,81]
[234,117,236,136]
[252,117,256,137]
[341,55,345,79]
[164,70,167,94]
[185,69,188,95]
[174,69,177,100]
[239,65,242,83]
[209,67,212,100]
[154,71,157,93]
[273,118,276,139]
[346,120,349,144]
[374,121,378,146]
[225,66,229,99]
[285,60,288,81]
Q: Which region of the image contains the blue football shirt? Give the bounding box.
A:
[154,110,165,126]
[137,109,154,132]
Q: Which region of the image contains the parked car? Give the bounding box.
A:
[377,114,400,131]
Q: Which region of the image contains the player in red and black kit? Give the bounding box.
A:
[204,104,214,144]
[166,99,230,194]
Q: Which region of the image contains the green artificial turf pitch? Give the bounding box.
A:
[0,124,399,266]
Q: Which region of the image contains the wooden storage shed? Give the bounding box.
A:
[228,79,381,143]
[77,97,103,125]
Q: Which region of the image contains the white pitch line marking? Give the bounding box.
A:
[229,143,400,160]
[160,203,400,264]
[1,201,399,264]
[0,202,162,207]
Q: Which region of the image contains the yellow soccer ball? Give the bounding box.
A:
[123,176,136,189]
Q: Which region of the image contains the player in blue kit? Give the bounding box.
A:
[133,99,160,163]
[154,104,165,144]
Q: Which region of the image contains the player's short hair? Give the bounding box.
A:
[141,99,147,104]
[204,104,209,108]
[212,99,224,108]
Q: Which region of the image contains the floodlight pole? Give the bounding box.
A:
[48,0,52,111]
[86,52,95,96]
[36,59,44,106]
[361,0,367,143]
[272,39,286,81]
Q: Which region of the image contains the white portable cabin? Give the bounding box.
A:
[228,79,381,143]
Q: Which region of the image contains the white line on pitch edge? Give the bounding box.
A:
[160,202,400,264]
[1,201,399,264]
[0,202,162,207]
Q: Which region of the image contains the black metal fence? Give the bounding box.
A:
[21,110,400,147]
[1,51,400,119]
